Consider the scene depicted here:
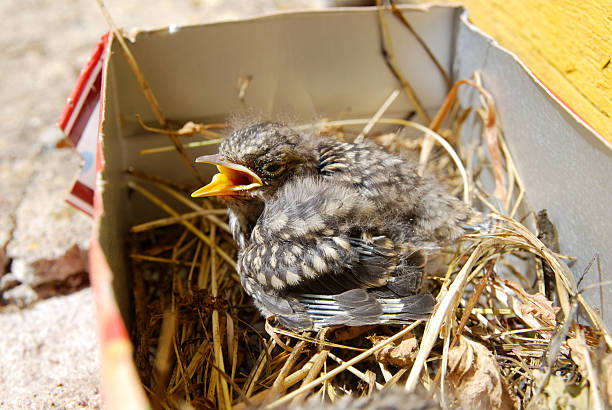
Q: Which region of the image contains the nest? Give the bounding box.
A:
[102,4,612,409]
[127,99,611,409]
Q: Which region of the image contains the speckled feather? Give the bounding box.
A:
[207,122,471,329]
[317,138,470,245]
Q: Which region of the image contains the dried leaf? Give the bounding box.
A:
[531,369,589,409]
[445,336,515,410]
[568,335,608,409]
[482,110,507,204]
[369,333,418,367]
[178,121,205,135]
[601,353,612,407]
[491,279,559,332]
[568,337,588,370]
[504,280,558,325]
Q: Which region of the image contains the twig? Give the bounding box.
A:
[290,350,329,405]
[389,1,451,89]
[150,181,231,234]
[153,312,177,409]
[131,210,228,233]
[355,89,400,143]
[172,330,191,403]
[229,313,240,400]
[266,320,422,409]
[439,314,451,409]
[385,368,408,388]
[209,225,232,410]
[130,253,204,269]
[126,166,193,191]
[93,0,164,125]
[327,351,384,390]
[576,329,605,410]
[451,260,495,349]
[418,79,497,181]
[136,114,225,139]
[433,259,495,390]
[473,71,507,205]
[94,0,204,182]
[234,355,316,410]
[265,320,294,353]
[265,339,308,401]
[139,139,224,155]
[169,339,211,394]
[265,321,366,352]
[405,244,484,391]
[128,181,236,268]
[244,340,277,399]
[526,292,575,406]
[375,0,430,124]
[577,294,612,350]
[209,362,252,407]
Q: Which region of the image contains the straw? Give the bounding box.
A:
[123,66,611,409]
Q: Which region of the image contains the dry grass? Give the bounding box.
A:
[125,79,611,408]
[96,2,611,407]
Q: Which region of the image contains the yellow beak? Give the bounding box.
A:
[191,154,263,197]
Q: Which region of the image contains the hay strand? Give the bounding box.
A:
[122,70,611,409]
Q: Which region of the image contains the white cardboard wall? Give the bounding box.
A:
[98,5,611,329]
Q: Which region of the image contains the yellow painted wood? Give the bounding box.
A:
[419,0,612,141]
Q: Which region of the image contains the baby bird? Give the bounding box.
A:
[192,122,470,329]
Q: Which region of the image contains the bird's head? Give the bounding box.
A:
[191,122,316,202]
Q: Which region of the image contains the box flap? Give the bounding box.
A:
[455,11,612,325]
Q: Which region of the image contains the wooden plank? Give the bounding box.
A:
[414,0,612,141]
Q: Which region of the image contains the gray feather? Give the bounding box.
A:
[199,122,470,329]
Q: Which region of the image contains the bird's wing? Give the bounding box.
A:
[240,275,315,329]
[298,290,434,329]
[242,276,434,330]
[236,177,436,329]
[318,139,472,245]
[239,176,403,295]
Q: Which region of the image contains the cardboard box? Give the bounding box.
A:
[67,4,610,405]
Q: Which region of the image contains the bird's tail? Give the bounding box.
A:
[246,277,435,330]
[298,290,435,330]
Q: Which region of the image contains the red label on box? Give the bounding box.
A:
[58,33,109,216]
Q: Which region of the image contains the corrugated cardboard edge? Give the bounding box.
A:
[89,33,150,409]
[121,2,464,41]
[57,31,148,408]
[455,11,611,328]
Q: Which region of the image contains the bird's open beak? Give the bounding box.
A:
[191,154,263,197]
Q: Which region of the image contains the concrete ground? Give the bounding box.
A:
[0,289,101,409]
[0,1,347,408]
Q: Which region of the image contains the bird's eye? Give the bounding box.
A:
[263,162,283,174]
